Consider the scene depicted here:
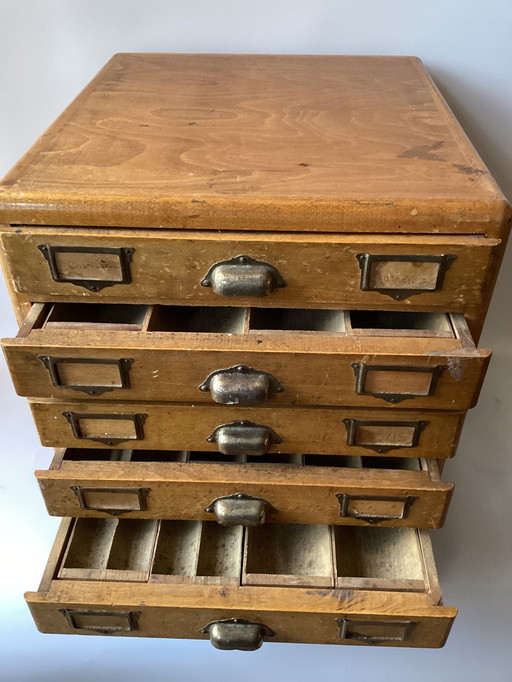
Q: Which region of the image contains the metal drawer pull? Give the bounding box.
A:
[39,356,133,396]
[337,618,416,644]
[351,363,447,403]
[38,244,134,292]
[59,609,140,634]
[71,486,150,515]
[200,618,275,651]
[357,253,456,300]
[205,493,278,526]
[199,364,284,405]
[207,420,282,456]
[336,493,417,524]
[201,255,286,297]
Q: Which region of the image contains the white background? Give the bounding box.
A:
[1,1,511,680]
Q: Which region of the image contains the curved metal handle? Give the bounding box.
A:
[206,420,282,456]
[205,493,278,526]
[200,618,275,651]
[201,255,286,297]
[199,365,284,405]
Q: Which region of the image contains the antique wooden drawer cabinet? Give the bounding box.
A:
[1,53,509,651]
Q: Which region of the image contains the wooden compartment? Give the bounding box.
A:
[57,518,158,582]
[150,521,243,585]
[242,524,334,587]
[3,303,490,410]
[25,518,456,648]
[37,449,453,528]
[29,400,465,459]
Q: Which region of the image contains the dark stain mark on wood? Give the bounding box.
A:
[305,589,355,602]
[453,164,486,176]
[298,162,310,167]
[399,141,445,161]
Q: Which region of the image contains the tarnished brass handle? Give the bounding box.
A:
[200,618,275,650]
[201,255,286,297]
[199,364,284,405]
[206,420,282,456]
[205,493,278,526]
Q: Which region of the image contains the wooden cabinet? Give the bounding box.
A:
[1,53,510,650]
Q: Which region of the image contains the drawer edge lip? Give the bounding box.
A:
[24,586,457,616]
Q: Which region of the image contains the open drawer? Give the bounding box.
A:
[0,226,502,326]
[28,400,465,458]
[4,303,490,409]
[26,518,456,648]
[37,449,453,528]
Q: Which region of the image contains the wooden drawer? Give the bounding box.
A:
[37,449,453,528]
[0,226,502,318]
[26,518,456,648]
[29,400,464,458]
[4,304,490,410]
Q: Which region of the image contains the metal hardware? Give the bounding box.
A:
[205,493,278,526]
[336,493,417,524]
[342,419,428,453]
[38,356,133,396]
[71,486,150,515]
[351,363,447,403]
[59,609,140,634]
[357,253,456,300]
[201,255,286,297]
[62,412,147,446]
[200,618,275,651]
[336,618,416,644]
[38,245,134,292]
[199,364,284,405]
[206,420,282,456]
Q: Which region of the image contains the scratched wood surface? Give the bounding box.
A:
[0,54,509,235]
[36,452,452,527]
[28,400,465,458]
[26,519,456,647]
[4,305,490,409]
[0,226,502,316]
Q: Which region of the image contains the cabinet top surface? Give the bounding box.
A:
[0,53,508,233]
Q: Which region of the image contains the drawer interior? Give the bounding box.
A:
[21,303,465,340]
[55,448,427,472]
[58,518,159,581]
[54,519,436,593]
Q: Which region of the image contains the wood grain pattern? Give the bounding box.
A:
[4,308,490,410]
[0,227,503,316]
[36,452,452,527]
[1,54,509,235]
[28,400,465,458]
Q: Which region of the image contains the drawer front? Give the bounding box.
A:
[27,594,455,648]
[5,306,490,410]
[27,519,456,648]
[29,401,465,458]
[0,227,501,310]
[37,453,452,528]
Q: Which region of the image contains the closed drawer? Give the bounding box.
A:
[0,226,501,316]
[5,304,490,410]
[37,449,453,528]
[26,518,456,648]
[29,400,464,458]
